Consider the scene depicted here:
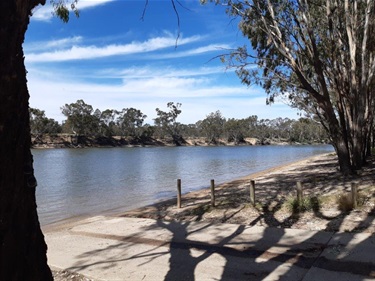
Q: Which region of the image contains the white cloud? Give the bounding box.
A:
[26,35,202,62]
[25,36,83,52]
[32,0,116,22]
[75,0,115,9]
[27,65,298,124]
[97,65,228,79]
[154,44,233,59]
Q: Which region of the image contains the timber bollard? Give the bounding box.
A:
[177,179,182,208]
[351,182,358,209]
[250,180,255,206]
[296,181,303,203]
[211,179,215,207]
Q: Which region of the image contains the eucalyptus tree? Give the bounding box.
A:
[199,110,226,143]
[292,117,328,143]
[154,102,182,143]
[255,118,272,142]
[224,118,246,143]
[61,99,100,136]
[272,117,293,140]
[180,123,200,138]
[242,115,258,137]
[29,108,61,136]
[203,0,375,173]
[99,109,118,137]
[116,108,147,138]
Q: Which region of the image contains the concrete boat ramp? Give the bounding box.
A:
[44,216,375,280]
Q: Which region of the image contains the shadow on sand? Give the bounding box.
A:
[64,154,375,280]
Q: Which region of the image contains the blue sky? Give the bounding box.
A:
[25,0,300,124]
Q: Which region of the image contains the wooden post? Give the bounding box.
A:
[210,179,215,207]
[296,181,303,204]
[351,182,358,209]
[177,179,182,208]
[250,180,255,206]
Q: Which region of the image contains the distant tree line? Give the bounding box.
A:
[30,99,328,144]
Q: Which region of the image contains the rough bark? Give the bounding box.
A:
[0,0,52,279]
[332,134,353,175]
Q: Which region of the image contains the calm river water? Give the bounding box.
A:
[33,145,333,225]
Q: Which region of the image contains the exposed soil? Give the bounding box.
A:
[31,134,310,149]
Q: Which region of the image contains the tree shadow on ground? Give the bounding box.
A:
[62,153,375,280]
[65,203,374,280]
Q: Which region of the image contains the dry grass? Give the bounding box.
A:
[337,193,354,212]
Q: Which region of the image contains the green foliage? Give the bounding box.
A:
[29,108,61,135]
[224,118,246,143]
[51,0,79,23]
[98,109,117,137]
[154,102,182,141]
[35,98,328,143]
[198,110,226,143]
[285,196,320,214]
[117,108,147,138]
[61,99,100,136]
[140,124,155,139]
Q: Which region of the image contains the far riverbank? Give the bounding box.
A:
[32,134,327,149]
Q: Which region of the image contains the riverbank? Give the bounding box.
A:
[47,152,375,281]
[121,153,375,234]
[31,134,322,148]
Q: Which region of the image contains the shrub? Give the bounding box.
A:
[285,196,320,213]
[336,193,354,212]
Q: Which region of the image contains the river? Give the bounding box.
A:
[33,145,333,225]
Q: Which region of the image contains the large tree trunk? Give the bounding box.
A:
[0,0,52,279]
[352,132,365,170]
[332,134,353,175]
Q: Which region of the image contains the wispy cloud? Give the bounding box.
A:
[75,0,115,9]
[97,65,229,79]
[32,0,116,22]
[25,36,83,52]
[153,44,233,59]
[26,35,202,63]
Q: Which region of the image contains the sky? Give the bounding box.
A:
[25,0,301,125]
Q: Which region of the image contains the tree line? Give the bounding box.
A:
[30,99,328,145]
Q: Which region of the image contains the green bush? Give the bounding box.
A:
[285,196,320,213]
